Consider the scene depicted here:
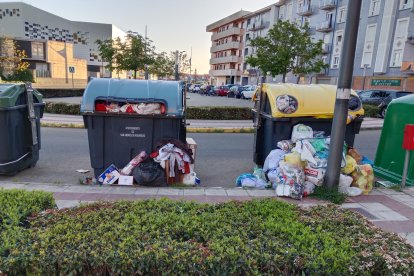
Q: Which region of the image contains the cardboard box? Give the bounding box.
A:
[118,175,134,186]
[98,164,120,185]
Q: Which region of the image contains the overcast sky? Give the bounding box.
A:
[0,0,277,74]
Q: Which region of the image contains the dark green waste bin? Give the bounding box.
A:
[81,79,186,178]
[374,94,414,186]
[0,83,44,175]
[253,83,364,166]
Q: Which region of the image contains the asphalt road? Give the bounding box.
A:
[45,92,255,108]
[0,128,381,187]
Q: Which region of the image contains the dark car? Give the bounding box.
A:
[202,85,215,96]
[358,90,412,118]
[227,85,245,98]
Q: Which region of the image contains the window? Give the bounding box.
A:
[332,56,340,68]
[336,34,342,45]
[246,33,250,41]
[244,48,249,56]
[390,18,409,67]
[400,0,413,10]
[361,24,377,68]
[31,42,44,59]
[369,0,380,16]
[337,6,346,23]
[279,6,285,19]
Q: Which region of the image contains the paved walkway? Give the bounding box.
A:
[41,113,383,130]
[0,182,412,245]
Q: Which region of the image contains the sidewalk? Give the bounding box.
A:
[41,113,384,130]
[0,181,412,245]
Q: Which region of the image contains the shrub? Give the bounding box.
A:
[44,102,254,120]
[363,104,380,118]
[0,189,55,257]
[1,199,413,275]
[44,102,81,115]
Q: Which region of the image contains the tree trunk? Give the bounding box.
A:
[282,74,286,83]
[296,75,300,84]
[133,70,137,79]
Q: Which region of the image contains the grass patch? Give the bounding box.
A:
[310,186,347,205]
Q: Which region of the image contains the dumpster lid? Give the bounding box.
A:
[259,83,364,119]
[0,83,43,108]
[81,79,184,116]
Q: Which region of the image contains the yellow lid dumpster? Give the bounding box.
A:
[253,83,364,166]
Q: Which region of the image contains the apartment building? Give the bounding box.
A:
[0,2,126,88]
[242,5,279,85]
[206,10,250,86]
[209,0,414,91]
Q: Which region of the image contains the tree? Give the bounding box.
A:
[0,36,30,80]
[96,38,117,75]
[118,31,155,79]
[149,52,174,79]
[246,21,327,83]
[169,51,190,79]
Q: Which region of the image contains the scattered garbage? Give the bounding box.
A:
[92,138,196,187]
[76,169,90,174]
[237,123,374,200]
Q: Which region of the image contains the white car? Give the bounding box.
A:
[240,85,258,99]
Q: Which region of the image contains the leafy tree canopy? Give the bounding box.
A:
[246,21,327,83]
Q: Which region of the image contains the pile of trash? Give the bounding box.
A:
[237,124,374,200]
[94,139,197,186]
[95,101,166,115]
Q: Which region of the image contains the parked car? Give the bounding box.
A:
[358,90,412,117]
[201,85,215,95]
[227,85,244,98]
[215,85,231,96]
[193,84,201,93]
[240,85,258,99]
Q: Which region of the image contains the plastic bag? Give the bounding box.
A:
[183,172,197,186]
[284,151,304,167]
[274,161,305,200]
[304,165,326,186]
[236,173,268,189]
[348,147,362,164]
[263,149,285,172]
[341,155,357,175]
[338,174,353,194]
[346,187,363,197]
[291,124,313,142]
[132,161,167,187]
[303,181,316,197]
[351,164,374,195]
[277,140,294,152]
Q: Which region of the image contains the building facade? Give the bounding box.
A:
[0,2,126,88]
[206,10,250,86]
[208,0,414,91]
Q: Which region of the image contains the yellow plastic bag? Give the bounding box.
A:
[284,152,304,167]
[351,164,374,195]
[341,155,357,175]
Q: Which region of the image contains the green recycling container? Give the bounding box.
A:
[374,94,414,186]
[0,83,44,175]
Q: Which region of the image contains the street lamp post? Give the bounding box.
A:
[362,64,369,90]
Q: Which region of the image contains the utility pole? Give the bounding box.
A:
[144,25,149,80]
[325,0,362,188]
[175,50,179,81]
[189,47,192,82]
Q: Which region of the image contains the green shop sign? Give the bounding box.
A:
[371,79,401,87]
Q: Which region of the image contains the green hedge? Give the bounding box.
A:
[1,198,413,275]
[44,102,253,120]
[0,189,55,257]
[363,104,380,118]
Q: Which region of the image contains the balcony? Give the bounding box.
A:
[316,21,333,32]
[35,69,51,78]
[211,27,242,41]
[210,56,242,65]
[275,0,286,6]
[319,0,337,10]
[407,34,414,44]
[321,43,331,54]
[210,41,241,53]
[209,69,242,77]
[297,5,313,16]
[248,21,269,31]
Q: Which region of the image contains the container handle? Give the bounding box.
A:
[0,152,30,166]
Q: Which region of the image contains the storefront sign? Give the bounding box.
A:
[371,79,401,87]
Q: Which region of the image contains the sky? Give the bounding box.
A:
[0,0,277,74]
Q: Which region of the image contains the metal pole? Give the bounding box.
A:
[325,0,362,188]
[175,50,179,81]
[145,25,149,80]
[401,150,410,189]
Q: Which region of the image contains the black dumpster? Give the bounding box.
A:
[253,83,364,166]
[81,79,186,178]
[0,83,44,175]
